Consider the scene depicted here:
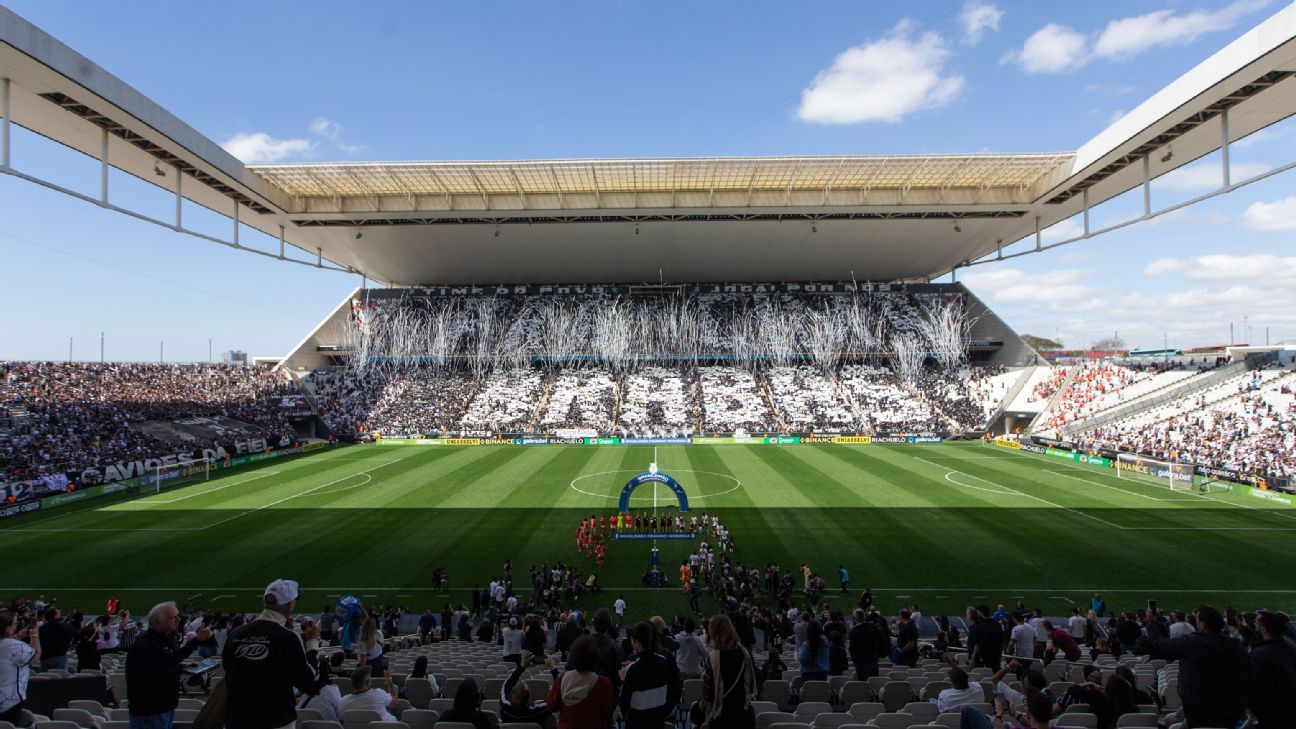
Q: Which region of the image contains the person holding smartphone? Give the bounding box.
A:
[0,613,41,723]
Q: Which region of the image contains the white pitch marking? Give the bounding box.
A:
[1045,471,1199,503]
[943,471,1018,495]
[1,458,408,534]
[198,460,404,530]
[569,469,740,501]
[913,456,1127,530]
[1005,447,1296,525]
[145,471,281,504]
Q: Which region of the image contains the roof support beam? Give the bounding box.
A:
[99,126,109,205]
[0,77,8,168]
[546,165,564,209]
[1142,155,1151,217]
[1220,108,1231,188]
[508,168,528,210]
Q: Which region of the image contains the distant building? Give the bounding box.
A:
[221,350,248,364]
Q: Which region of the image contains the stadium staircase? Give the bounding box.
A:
[835,374,867,427]
[1028,366,1080,432]
[755,370,787,432]
[529,372,557,433]
[1058,352,1279,437]
[983,366,1034,432]
[609,375,624,432]
[282,368,322,415]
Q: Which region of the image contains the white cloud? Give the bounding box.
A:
[1106,109,1126,126]
[1146,254,1296,284]
[1005,1,1270,75]
[1002,23,1089,73]
[1041,217,1085,244]
[1243,196,1296,231]
[1093,0,1271,60]
[1157,160,1273,192]
[962,267,1098,309]
[959,2,1003,44]
[797,21,964,124]
[309,117,343,139]
[221,132,314,164]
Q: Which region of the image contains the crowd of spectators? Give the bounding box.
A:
[4,578,1296,729]
[764,367,856,433]
[838,365,945,433]
[699,367,775,433]
[1,362,296,483]
[540,371,616,432]
[616,367,695,436]
[1075,368,1296,483]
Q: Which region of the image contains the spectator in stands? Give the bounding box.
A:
[619,622,674,729]
[1043,620,1082,663]
[895,608,920,668]
[501,616,524,664]
[126,601,211,729]
[419,609,437,641]
[1249,611,1296,729]
[930,666,981,712]
[36,607,77,672]
[75,624,100,673]
[587,609,623,693]
[1145,605,1249,729]
[339,665,399,721]
[436,676,495,729]
[0,612,40,724]
[797,619,829,681]
[222,579,318,729]
[675,618,707,680]
[547,635,616,729]
[1060,670,1137,729]
[848,609,887,679]
[298,654,344,721]
[697,613,756,729]
[977,689,1053,729]
[967,607,1001,671]
[500,651,557,726]
[1007,612,1034,660]
[355,615,386,675]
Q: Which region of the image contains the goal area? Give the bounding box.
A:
[139,459,211,495]
[1115,453,1196,491]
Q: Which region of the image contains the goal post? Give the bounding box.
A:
[140,458,211,495]
[1115,453,1195,491]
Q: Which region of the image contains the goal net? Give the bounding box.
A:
[139,459,211,495]
[1116,453,1195,492]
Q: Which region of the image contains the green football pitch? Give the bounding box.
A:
[5,442,1296,620]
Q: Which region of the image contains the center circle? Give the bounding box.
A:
[569,469,741,502]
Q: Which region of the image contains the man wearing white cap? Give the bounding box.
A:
[222,579,318,729]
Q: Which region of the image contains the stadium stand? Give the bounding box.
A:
[1075,365,1296,481]
[614,366,696,436]
[0,362,297,483]
[698,366,776,433]
[0,591,1282,729]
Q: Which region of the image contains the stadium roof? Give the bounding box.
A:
[1,4,1295,285]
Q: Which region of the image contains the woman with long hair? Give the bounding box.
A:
[439,677,498,729]
[356,616,385,675]
[797,619,829,682]
[696,614,756,729]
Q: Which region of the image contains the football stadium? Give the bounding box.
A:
[2,2,1296,726]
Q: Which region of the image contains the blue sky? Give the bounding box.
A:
[1,0,1294,360]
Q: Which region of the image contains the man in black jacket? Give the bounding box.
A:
[37,608,78,672]
[619,622,674,729]
[222,579,318,729]
[848,609,887,679]
[1249,611,1296,729]
[1146,606,1249,729]
[126,602,211,727]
